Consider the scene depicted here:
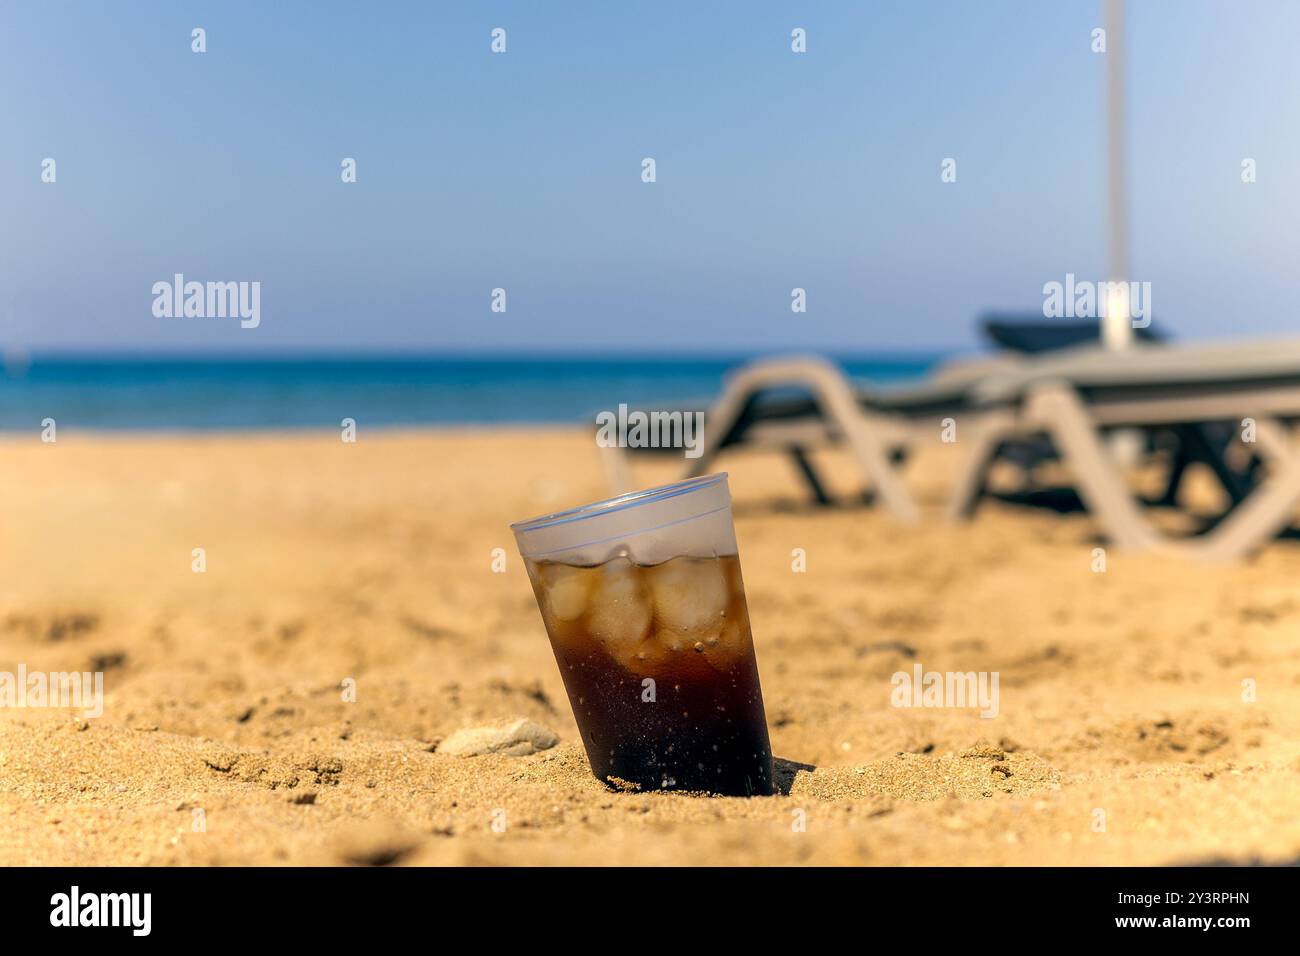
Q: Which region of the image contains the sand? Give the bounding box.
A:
[2,428,1299,866]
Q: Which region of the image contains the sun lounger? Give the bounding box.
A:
[599,353,1021,524]
[946,338,1300,561]
[977,315,1251,506]
[603,338,1300,560]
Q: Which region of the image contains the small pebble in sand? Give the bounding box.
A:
[437,717,558,757]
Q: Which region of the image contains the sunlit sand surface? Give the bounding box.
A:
[2,430,1298,865]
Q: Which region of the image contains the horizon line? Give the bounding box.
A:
[5,347,968,363]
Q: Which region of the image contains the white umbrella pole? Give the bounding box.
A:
[1103,0,1132,349]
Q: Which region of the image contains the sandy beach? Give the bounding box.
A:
[2,428,1299,866]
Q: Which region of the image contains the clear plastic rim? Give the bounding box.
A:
[511,473,728,537]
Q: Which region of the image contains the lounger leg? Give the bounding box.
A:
[679,433,720,481]
[601,443,635,495]
[1161,423,1254,507]
[685,356,919,523]
[788,446,833,506]
[806,370,919,523]
[1025,383,1159,551]
[1156,429,1192,505]
[680,381,753,482]
[945,410,1015,521]
[1182,418,1300,562]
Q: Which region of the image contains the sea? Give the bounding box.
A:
[0,354,944,431]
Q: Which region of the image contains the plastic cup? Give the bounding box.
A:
[512,474,774,795]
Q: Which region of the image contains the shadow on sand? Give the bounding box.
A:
[772,757,817,796]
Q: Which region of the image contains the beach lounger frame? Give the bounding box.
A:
[946,343,1300,562]
[600,354,1004,524]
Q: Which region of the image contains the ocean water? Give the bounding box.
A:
[0,355,942,431]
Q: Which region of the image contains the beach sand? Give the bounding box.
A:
[2,428,1299,866]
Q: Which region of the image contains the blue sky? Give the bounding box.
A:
[2,1,1297,354]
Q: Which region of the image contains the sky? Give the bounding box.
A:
[2,1,1297,355]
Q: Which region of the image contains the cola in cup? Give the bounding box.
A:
[512,474,774,796]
